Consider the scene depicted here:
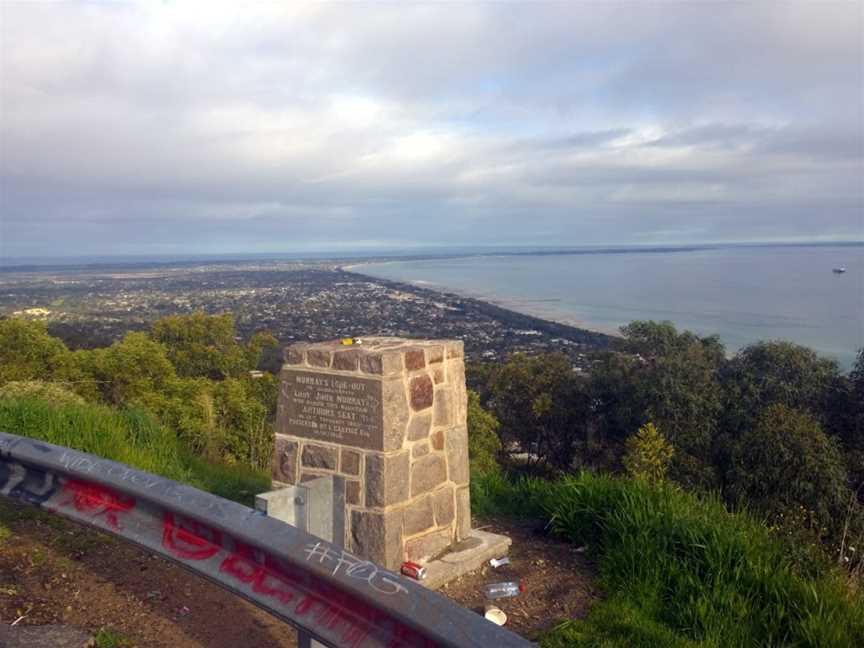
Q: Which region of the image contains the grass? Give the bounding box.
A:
[93,627,132,648]
[471,471,864,648]
[0,397,270,505]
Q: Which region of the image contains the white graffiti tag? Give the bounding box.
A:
[303,542,407,596]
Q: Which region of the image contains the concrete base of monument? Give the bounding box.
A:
[420,530,512,590]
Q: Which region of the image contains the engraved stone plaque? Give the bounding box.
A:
[284,370,383,449]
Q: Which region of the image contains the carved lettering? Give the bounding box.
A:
[285,372,383,449]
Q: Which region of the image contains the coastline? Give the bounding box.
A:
[341,249,864,371]
[341,264,622,342]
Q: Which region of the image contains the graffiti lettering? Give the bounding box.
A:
[159,517,428,647]
[58,452,98,474]
[304,542,408,596]
[221,544,299,606]
[157,482,228,518]
[104,464,161,489]
[162,512,223,561]
[0,461,58,504]
[221,546,378,648]
[60,479,135,529]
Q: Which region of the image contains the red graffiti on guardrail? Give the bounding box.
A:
[162,512,223,560]
[60,479,135,529]
[160,514,437,648]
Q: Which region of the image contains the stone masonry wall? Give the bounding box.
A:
[272,337,470,570]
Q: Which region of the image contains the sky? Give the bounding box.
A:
[1,1,862,258]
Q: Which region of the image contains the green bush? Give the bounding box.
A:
[0,319,72,384]
[467,389,502,476]
[151,312,276,379]
[728,403,852,540]
[623,422,674,485]
[473,471,864,647]
[722,340,838,432]
[487,352,591,469]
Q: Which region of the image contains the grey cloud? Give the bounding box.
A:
[1,2,862,258]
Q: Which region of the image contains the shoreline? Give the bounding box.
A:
[341,265,622,343]
[341,259,860,369]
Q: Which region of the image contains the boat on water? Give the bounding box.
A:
[833,267,847,274]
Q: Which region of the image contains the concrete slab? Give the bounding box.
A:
[420,529,512,590]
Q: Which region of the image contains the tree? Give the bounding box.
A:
[612,321,725,489]
[620,320,724,365]
[623,422,674,485]
[722,341,838,432]
[0,319,74,385]
[727,403,850,538]
[89,332,176,406]
[488,353,591,470]
[213,377,271,469]
[151,312,276,380]
[589,351,644,447]
[467,389,502,475]
[827,349,864,497]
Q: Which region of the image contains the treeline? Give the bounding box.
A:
[0,313,278,470]
[468,320,864,564]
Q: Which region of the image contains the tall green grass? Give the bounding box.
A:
[0,397,269,505]
[472,472,864,647]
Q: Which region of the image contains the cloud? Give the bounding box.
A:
[1,1,862,257]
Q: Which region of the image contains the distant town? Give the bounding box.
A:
[0,260,613,371]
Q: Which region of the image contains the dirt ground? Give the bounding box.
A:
[0,502,596,646]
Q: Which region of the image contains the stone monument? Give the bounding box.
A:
[272,337,509,583]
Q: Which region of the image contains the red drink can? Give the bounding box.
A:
[400,561,427,580]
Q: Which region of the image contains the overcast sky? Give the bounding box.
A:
[1,1,862,258]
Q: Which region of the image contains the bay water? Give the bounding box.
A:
[356,244,863,370]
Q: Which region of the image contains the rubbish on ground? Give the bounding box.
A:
[484,604,508,626]
[400,561,427,580]
[340,338,363,345]
[574,545,588,553]
[177,606,191,617]
[482,581,523,599]
[489,557,510,568]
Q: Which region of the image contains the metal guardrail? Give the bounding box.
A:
[0,432,534,648]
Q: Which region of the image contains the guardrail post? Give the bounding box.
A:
[257,475,346,648]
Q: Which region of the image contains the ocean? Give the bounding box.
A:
[354,244,864,370]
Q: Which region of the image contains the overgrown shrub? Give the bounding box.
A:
[623,422,674,485]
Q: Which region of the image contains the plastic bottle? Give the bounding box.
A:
[482,581,523,599]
